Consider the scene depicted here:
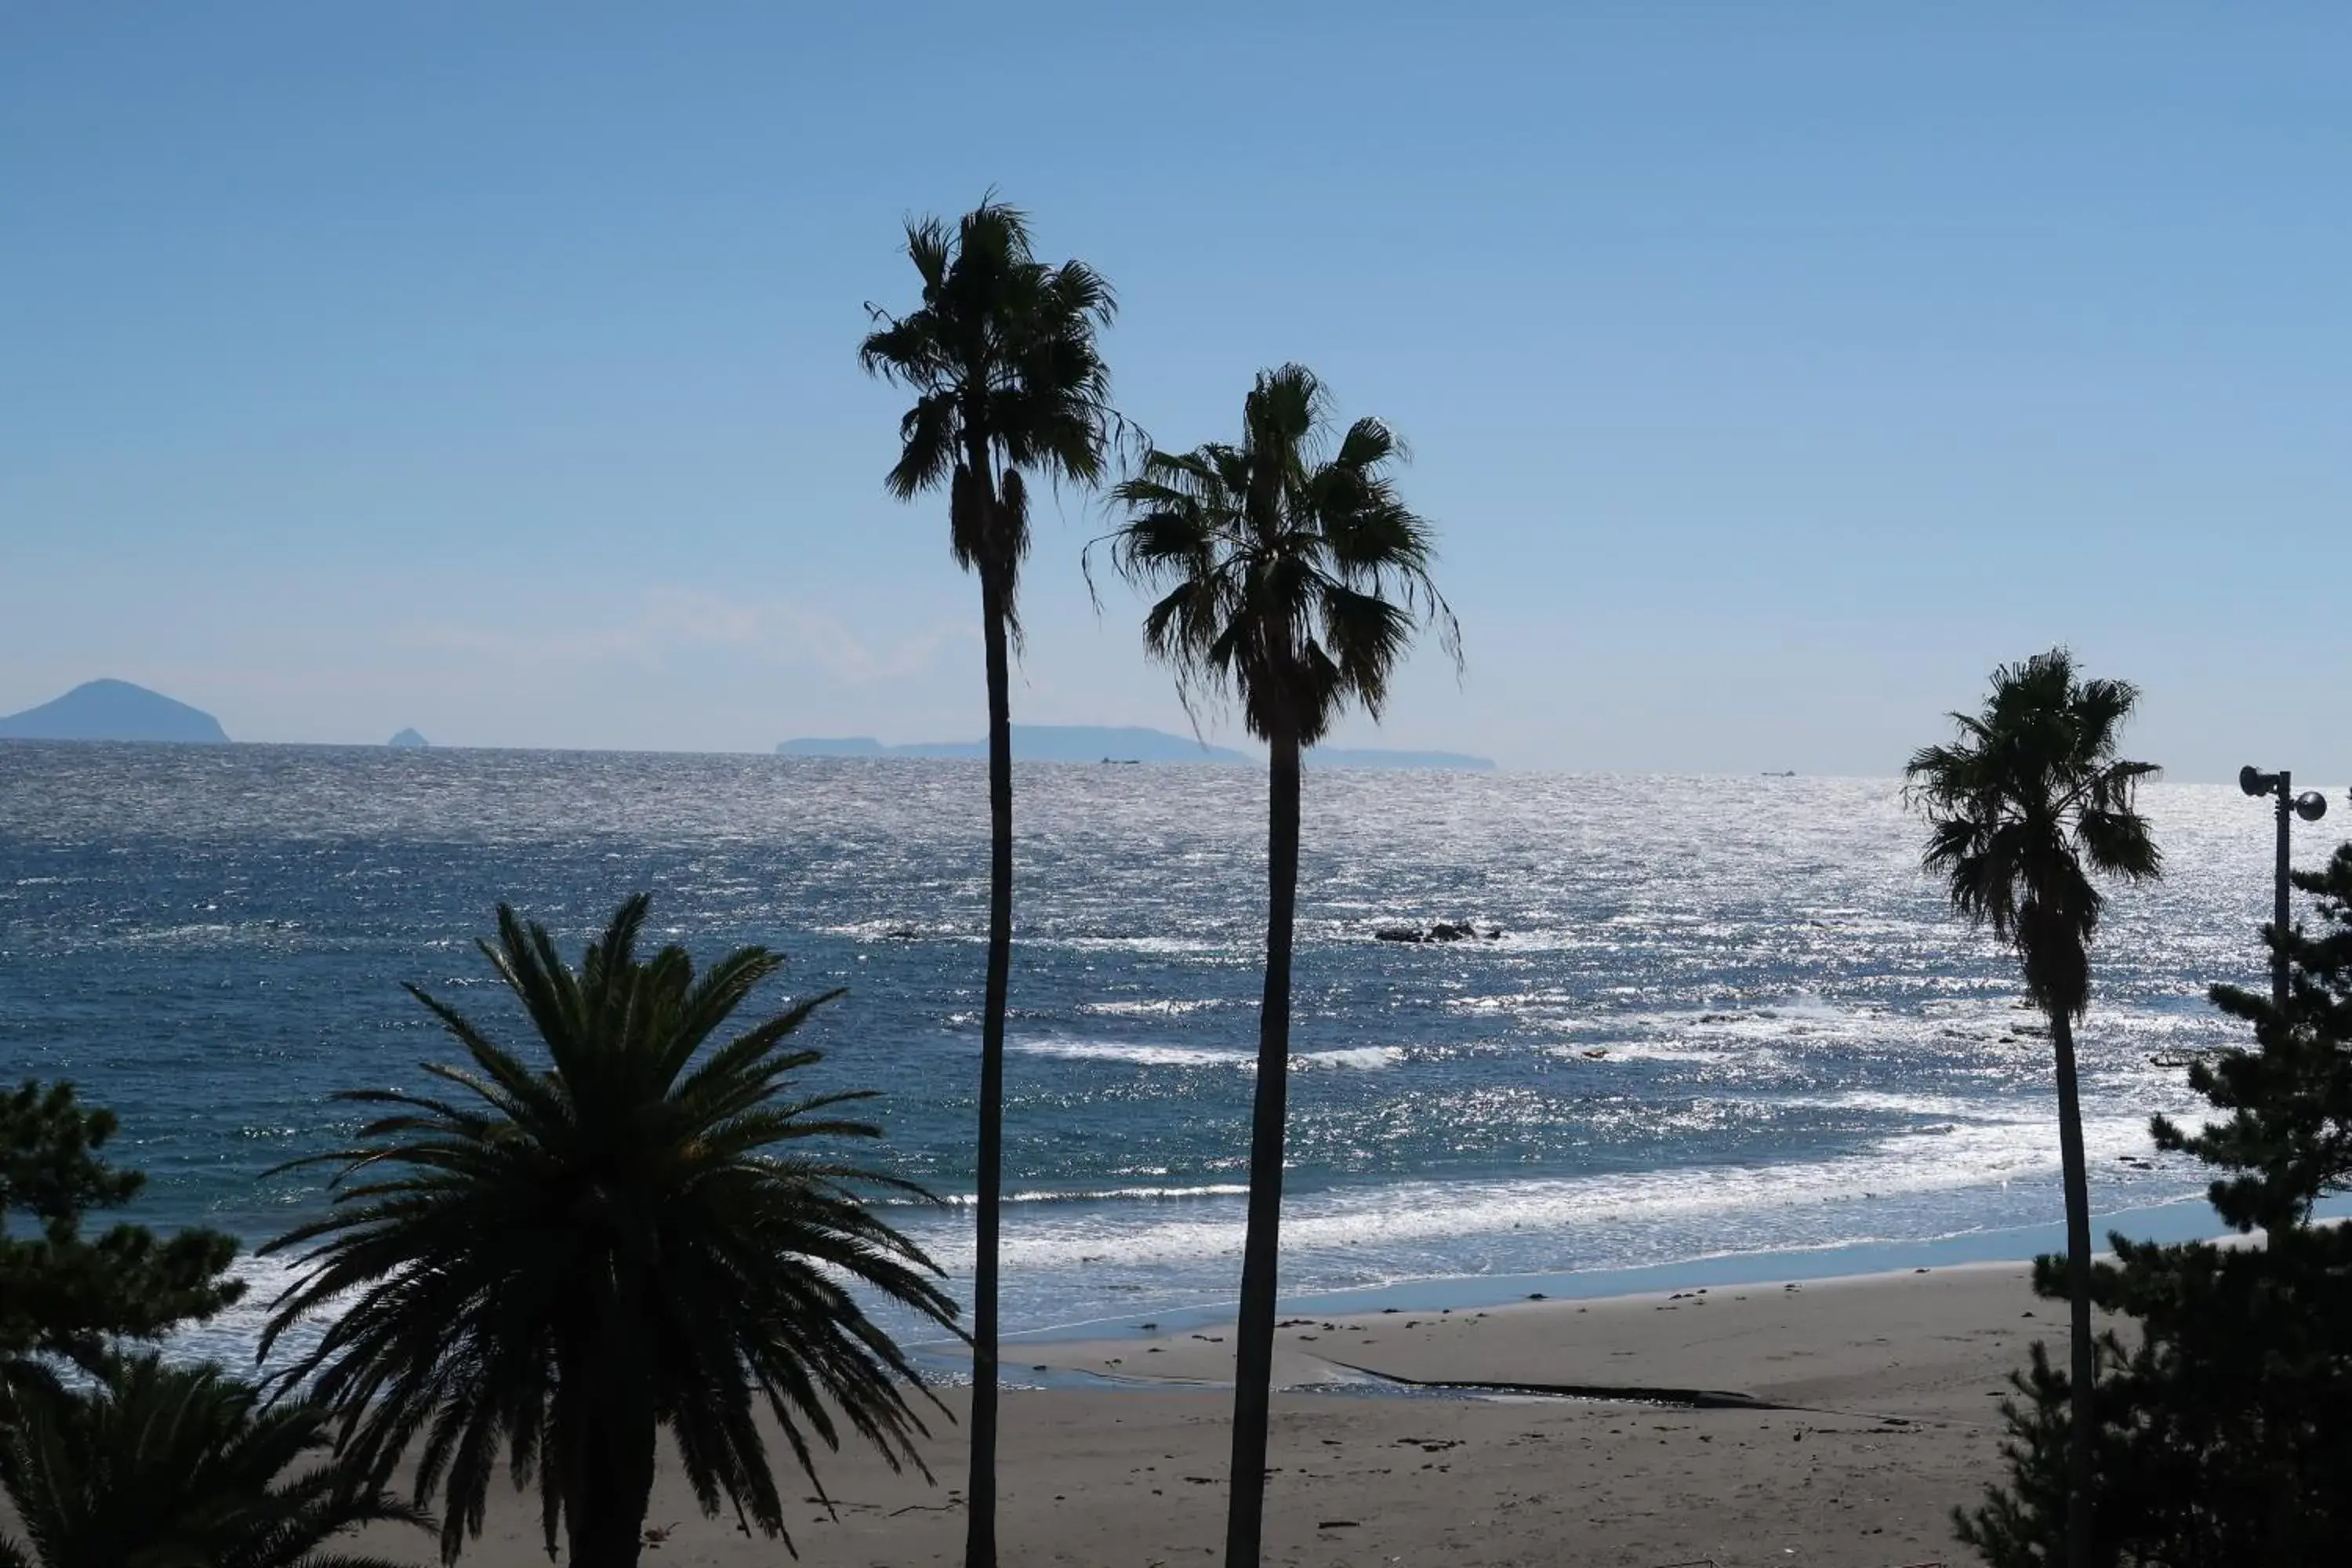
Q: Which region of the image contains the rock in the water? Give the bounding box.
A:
[1378,921,1501,944]
[387,728,430,749]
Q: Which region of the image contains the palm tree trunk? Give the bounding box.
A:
[2049,1007,2097,1568]
[564,1407,656,1568]
[963,564,1014,1568]
[1225,725,1301,1568]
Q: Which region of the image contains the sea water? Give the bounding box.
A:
[0,742,2313,1366]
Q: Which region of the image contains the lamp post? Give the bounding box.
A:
[2239,765,2328,1008]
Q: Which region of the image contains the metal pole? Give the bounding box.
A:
[2274,769,2292,1011]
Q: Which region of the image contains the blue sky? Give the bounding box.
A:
[4,4,2347,777]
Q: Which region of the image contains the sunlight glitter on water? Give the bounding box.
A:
[0,745,2308,1352]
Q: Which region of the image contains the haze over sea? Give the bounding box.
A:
[0,743,2318,1367]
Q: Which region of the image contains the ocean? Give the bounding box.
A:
[0,742,2313,1369]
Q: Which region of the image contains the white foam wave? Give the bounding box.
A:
[1295,1045,1406,1070]
[1804,1089,1980,1117]
[818,919,959,941]
[1548,1041,1742,1066]
[165,1252,318,1372]
[1014,1040,1404,1072]
[912,1111,2161,1276]
[1045,935,1236,956]
[1014,1039,1252,1069]
[116,922,240,946]
[1078,998,1229,1018]
[939,1183,1254,1206]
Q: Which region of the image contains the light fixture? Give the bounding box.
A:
[2241,764,2324,1008]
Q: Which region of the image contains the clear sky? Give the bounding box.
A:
[5,4,2347,778]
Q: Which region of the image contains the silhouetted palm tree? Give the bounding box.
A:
[259,896,954,1568]
[1105,364,1457,1568]
[0,1352,429,1568]
[1906,649,2162,1568]
[859,195,1119,1568]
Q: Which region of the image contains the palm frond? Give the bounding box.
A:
[863,195,1124,638]
[261,898,954,1563]
[1905,648,2162,1018]
[1103,363,1457,746]
[0,1354,431,1568]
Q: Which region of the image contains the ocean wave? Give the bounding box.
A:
[817,919,964,941]
[1295,1045,1406,1070]
[909,1109,2168,1276]
[938,1183,1254,1207]
[164,1252,318,1372]
[1078,998,1231,1017]
[1013,1039,1252,1069]
[11,759,2285,1367]
[1044,935,1238,956]
[1013,1038,1404,1072]
[1547,1041,1744,1066]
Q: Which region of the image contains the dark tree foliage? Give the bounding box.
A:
[1961,1236,2352,1567]
[1957,847,2352,1566]
[0,1079,242,1371]
[260,896,955,1568]
[0,1352,430,1568]
[2155,844,2352,1231]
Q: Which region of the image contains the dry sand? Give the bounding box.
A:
[351,1261,2070,1566]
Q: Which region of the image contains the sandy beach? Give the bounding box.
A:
[347,1261,2067,1567]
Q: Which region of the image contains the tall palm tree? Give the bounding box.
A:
[1906,649,2162,1568]
[0,1352,430,1568]
[1105,364,1457,1568]
[258,896,955,1568]
[858,194,1120,1568]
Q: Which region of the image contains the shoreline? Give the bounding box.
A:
[350,1250,2056,1566]
[898,1189,2283,1385]
[205,1188,2298,1386]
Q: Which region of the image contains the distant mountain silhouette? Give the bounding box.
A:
[782,725,1243,764]
[776,736,891,757]
[0,680,229,744]
[779,724,1494,770]
[388,728,430,749]
[1308,747,1497,771]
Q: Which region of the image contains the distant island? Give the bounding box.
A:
[779,724,1494,771]
[388,728,430,749]
[0,679,229,744]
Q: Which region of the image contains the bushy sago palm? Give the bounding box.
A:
[260,896,955,1568]
[0,1352,430,1568]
